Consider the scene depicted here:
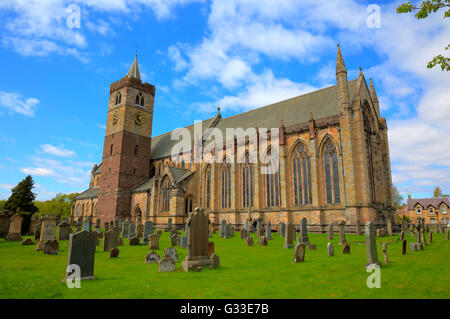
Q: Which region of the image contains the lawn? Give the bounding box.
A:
[0,229,449,299]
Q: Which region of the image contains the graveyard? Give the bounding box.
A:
[0,220,449,299]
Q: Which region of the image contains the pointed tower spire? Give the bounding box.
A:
[127,54,141,80]
[336,44,350,109]
[369,78,380,118]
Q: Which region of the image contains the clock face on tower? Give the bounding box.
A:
[135,112,144,125]
[112,111,119,125]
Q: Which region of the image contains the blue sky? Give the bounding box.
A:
[0,0,449,201]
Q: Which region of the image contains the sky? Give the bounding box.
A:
[0,0,449,202]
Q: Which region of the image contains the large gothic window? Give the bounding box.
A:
[323,140,341,204]
[205,166,211,209]
[292,143,312,205]
[264,150,280,207]
[363,110,376,202]
[221,165,231,208]
[115,92,121,105]
[242,154,254,208]
[161,177,171,212]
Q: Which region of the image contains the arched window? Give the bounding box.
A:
[115,92,121,105]
[161,177,171,212]
[323,140,340,204]
[292,143,312,205]
[242,154,254,207]
[135,93,144,106]
[363,110,376,202]
[140,96,144,106]
[204,166,211,209]
[221,165,231,208]
[135,94,140,105]
[264,150,280,207]
[134,145,139,155]
[110,144,113,156]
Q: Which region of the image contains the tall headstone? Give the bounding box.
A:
[103,229,118,252]
[83,219,91,232]
[400,231,404,241]
[294,243,305,263]
[149,234,159,250]
[166,218,173,232]
[143,221,154,244]
[34,223,41,241]
[129,222,136,238]
[283,223,294,248]
[28,213,40,235]
[43,239,58,255]
[339,220,347,245]
[280,222,286,237]
[382,242,388,264]
[36,215,57,250]
[244,220,249,233]
[58,222,72,241]
[224,224,231,239]
[182,208,219,272]
[365,222,380,266]
[402,239,407,255]
[256,218,263,234]
[65,230,96,280]
[122,221,130,239]
[266,222,272,240]
[355,220,361,235]
[220,220,226,238]
[297,217,309,244]
[327,224,334,240]
[0,211,12,238]
[387,218,393,236]
[104,222,110,232]
[327,242,334,256]
[446,228,449,240]
[6,214,23,241]
[240,228,247,239]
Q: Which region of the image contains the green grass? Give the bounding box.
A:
[0,230,449,299]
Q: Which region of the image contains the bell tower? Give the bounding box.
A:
[97,55,155,222]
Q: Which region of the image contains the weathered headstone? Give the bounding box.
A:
[0,211,12,238]
[220,220,226,238]
[298,217,309,244]
[244,220,249,233]
[122,221,130,238]
[58,222,72,241]
[327,242,334,256]
[224,224,231,239]
[182,208,219,272]
[117,237,124,246]
[266,222,272,240]
[164,247,178,263]
[6,214,23,241]
[339,221,346,245]
[136,223,143,238]
[208,241,215,257]
[246,236,254,246]
[129,222,136,238]
[110,247,119,258]
[387,218,393,236]
[43,239,58,255]
[148,234,159,250]
[284,223,294,248]
[365,222,380,266]
[382,242,388,264]
[402,239,407,255]
[342,244,350,254]
[36,215,57,250]
[34,223,41,241]
[355,220,361,236]
[83,219,91,232]
[143,221,154,244]
[240,228,247,239]
[180,236,188,248]
[256,218,263,234]
[22,238,34,245]
[376,228,386,237]
[308,243,316,250]
[428,231,432,244]
[294,243,305,263]
[327,224,333,240]
[258,236,267,246]
[400,231,404,241]
[104,222,110,232]
[166,218,173,232]
[145,251,160,263]
[446,228,449,240]
[65,230,96,280]
[129,237,140,245]
[103,230,118,252]
[280,222,286,237]
[28,213,40,236]
[158,256,176,272]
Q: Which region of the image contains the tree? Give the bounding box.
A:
[392,185,404,209]
[0,199,6,211]
[397,1,450,71]
[35,193,79,217]
[433,186,449,197]
[4,175,38,234]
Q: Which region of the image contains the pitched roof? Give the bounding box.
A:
[127,55,141,80]
[150,79,357,159]
[407,197,450,210]
[74,187,99,200]
[168,166,193,183]
[93,163,102,175]
[132,178,153,193]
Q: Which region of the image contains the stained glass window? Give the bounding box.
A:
[242,155,254,207]
[292,143,312,205]
[323,140,340,204]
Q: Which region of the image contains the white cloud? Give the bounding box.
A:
[0,91,39,116]
[41,144,76,157]
[0,183,14,190]
[21,167,55,176]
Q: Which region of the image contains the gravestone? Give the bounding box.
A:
[110,247,119,258]
[28,213,40,236]
[166,218,173,232]
[117,237,124,246]
[208,241,215,257]
[446,229,449,240]
[284,223,294,248]
[58,222,72,241]
[231,226,235,237]
[104,222,110,232]
[164,247,178,263]
[158,257,176,272]
[34,223,41,241]
[376,228,386,237]
[280,222,286,237]
[209,223,215,236]
[129,222,136,238]
[257,226,265,237]
[0,211,12,238]
[240,228,247,239]
[342,244,350,254]
[387,219,393,236]
[65,230,96,280]
[109,221,114,230]
[256,218,263,234]
[83,219,91,232]
[382,242,388,264]
[220,220,226,238]
[339,221,346,245]
[297,217,309,244]
[410,229,423,251]
[143,221,154,244]
[43,239,58,255]
[180,236,188,248]
[355,220,361,236]
[156,230,162,237]
[429,231,432,243]
[122,221,130,239]
[327,224,334,240]
[6,214,23,241]
[400,231,404,241]
[246,236,254,246]
[365,222,380,266]
[402,239,407,255]
[103,229,118,252]
[136,223,143,238]
[327,242,334,257]
[244,220,249,233]
[294,243,305,263]
[266,222,272,240]
[129,237,140,245]
[170,233,178,247]
[145,252,160,264]
[182,208,219,272]
[149,234,159,250]
[22,238,34,245]
[224,224,231,239]
[36,215,57,250]
[258,236,267,246]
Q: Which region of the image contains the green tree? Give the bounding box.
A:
[397,0,450,71]
[392,185,404,209]
[433,186,449,197]
[35,193,79,217]
[0,199,6,211]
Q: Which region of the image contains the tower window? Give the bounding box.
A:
[133,168,136,175]
[135,93,144,106]
[110,144,113,156]
[134,145,139,155]
[115,92,121,105]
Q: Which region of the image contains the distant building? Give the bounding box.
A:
[407,193,450,225]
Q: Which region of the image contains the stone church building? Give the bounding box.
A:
[71,45,394,231]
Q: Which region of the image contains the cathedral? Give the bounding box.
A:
[71,45,394,231]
